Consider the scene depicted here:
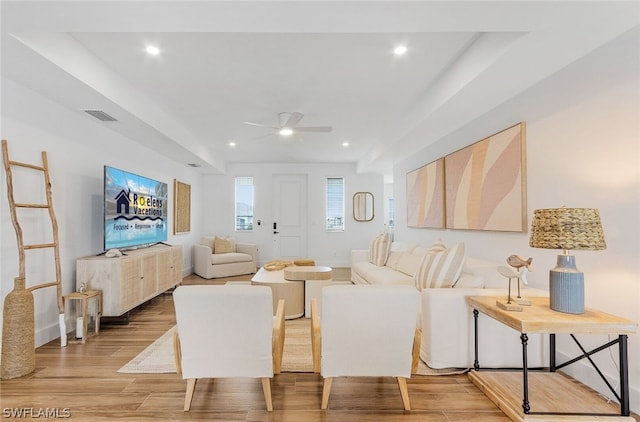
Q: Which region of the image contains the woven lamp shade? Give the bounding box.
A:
[529,208,606,251]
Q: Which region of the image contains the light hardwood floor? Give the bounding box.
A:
[1,271,637,421]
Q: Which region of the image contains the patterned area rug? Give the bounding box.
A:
[117,326,177,373]
[117,319,467,376]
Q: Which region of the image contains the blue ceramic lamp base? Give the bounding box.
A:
[549,254,584,314]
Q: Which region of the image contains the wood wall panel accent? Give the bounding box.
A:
[406,158,445,228]
[445,123,526,232]
[173,180,191,234]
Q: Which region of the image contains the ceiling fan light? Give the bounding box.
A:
[279,128,293,136]
[394,45,408,56]
[146,45,160,56]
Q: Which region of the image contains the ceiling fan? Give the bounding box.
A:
[243,112,332,136]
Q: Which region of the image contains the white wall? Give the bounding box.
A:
[0,77,204,347]
[202,162,385,268]
[394,28,640,413]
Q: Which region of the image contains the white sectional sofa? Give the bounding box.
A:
[351,241,549,369]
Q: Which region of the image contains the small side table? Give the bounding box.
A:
[64,290,102,344]
[283,266,334,318]
[251,267,304,319]
[466,295,637,420]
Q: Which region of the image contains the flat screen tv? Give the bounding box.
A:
[104,165,168,251]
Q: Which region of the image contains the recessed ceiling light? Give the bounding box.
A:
[146,45,160,56]
[228,141,236,147]
[393,45,408,56]
[279,128,293,136]
[342,141,350,147]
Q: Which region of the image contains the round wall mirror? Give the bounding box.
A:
[353,192,374,222]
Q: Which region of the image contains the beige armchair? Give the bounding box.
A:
[173,285,285,411]
[193,236,257,279]
[311,285,420,410]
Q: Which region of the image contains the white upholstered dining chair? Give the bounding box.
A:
[172,284,285,411]
[311,284,420,410]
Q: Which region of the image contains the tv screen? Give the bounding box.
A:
[104,166,168,250]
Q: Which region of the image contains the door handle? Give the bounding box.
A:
[273,222,278,234]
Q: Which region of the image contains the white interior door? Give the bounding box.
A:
[272,174,307,260]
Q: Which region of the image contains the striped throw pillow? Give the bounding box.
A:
[369,232,391,266]
[414,242,466,290]
[427,239,447,254]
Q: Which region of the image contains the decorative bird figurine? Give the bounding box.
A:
[509,255,532,305]
[496,255,534,311]
[507,255,532,270]
[507,255,532,285]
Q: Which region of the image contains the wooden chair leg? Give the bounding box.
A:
[396,377,411,411]
[411,327,421,374]
[173,330,182,375]
[272,299,285,374]
[261,378,273,412]
[183,378,197,411]
[311,299,321,373]
[321,377,333,410]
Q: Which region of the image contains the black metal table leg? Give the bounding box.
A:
[620,335,629,416]
[521,333,530,414]
[473,309,479,371]
[549,333,556,372]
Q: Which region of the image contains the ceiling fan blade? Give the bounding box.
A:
[243,121,275,128]
[283,112,304,128]
[295,126,333,133]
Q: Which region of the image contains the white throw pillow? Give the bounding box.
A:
[453,273,485,288]
[369,232,391,266]
[414,242,466,290]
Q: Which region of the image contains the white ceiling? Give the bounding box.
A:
[2,1,638,177]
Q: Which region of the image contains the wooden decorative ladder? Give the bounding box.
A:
[1,139,66,346]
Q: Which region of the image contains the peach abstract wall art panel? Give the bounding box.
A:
[445,123,526,231]
[406,158,445,228]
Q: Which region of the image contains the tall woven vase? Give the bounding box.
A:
[1,277,36,379]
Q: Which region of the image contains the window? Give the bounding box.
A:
[235,177,254,231]
[388,198,395,227]
[326,177,344,231]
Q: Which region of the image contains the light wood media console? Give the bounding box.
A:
[76,244,182,317]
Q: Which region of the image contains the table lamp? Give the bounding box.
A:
[529,207,606,314]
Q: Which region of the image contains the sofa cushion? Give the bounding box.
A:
[453,273,485,288]
[462,257,504,288]
[394,249,424,277]
[200,236,215,251]
[393,240,445,277]
[385,251,403,270]
[352,260,412,285]
[385,242,415,270]
[210,252,253,265]
[366,266,414,286]
[414,242,466,290]
[369,232,391,266]
[214,236,236,254]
